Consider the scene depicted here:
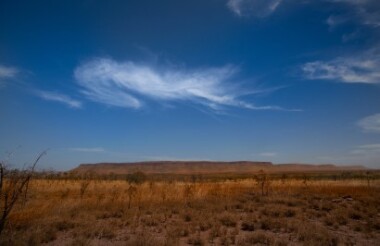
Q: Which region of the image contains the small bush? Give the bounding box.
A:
[260,219,271,230]
[284,209,296,217]
[241,221,255,231]
[188,235,204,246]
[219,214,237,227]
[297,224,339,246]
[184,213,192,222]
[324,216,335,227]
[100,227,116,239]
[54,220,75,231]
[126,171,147,184]
[40,227,58,243]
[348,211,362,220]
[238,232,273,245]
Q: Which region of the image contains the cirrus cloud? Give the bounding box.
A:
[0,64,20,88]
[69,147,105,153]
[357,113,380,133]
[74,58,291,112]
[302,48,380,84]
[227,0,282,17]
[327,0,380,28]
[0,65,19,79]
[259,152,277,157]
[351,143,380,155]
[303,1,380,84]
[35,90,83,109]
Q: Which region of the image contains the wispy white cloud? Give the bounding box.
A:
[0,64,19,88]
[351,143,380,155]
[227,0,282,18]
[226,0,380,25]
[304,1,380,84]
[326,14,349,30]
[69,147,105,153]
[302,48,380,84]
[327,0,380,28]
[315,144,380,167]
[36,90,83,108]
[357,113,380,133]
[74,58,291,112]
[342,30,361,42]
[0,65,19,79]
[259,152,277,157]
[356,143,380,150]
[143,156,214,161]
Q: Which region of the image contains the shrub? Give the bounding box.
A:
[54,220,75,231]
[284,209,296,218]
[241,221,255,231]
[184,213,192,222]
[238,232,273,245]
[79,180,90,198]
[126,171,147,184]
[188,235,204,246]
[0,151,46,235]
[219,214,237,227]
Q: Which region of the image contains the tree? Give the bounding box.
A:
[127,185,137,209]
[256,170,270,196]
[0,151,46,236]
[365,171,372,188]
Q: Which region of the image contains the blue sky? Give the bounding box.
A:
[1,0,380,170]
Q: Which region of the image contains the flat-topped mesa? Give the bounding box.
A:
[71,161,367,175]
[275,163,367,172]
[72,161,273,175]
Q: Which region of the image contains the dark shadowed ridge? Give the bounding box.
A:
[70,161,367,175]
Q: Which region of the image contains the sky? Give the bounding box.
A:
[1,0,380,170]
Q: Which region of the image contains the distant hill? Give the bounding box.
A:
[70,161,367,175]
[274,163,367,172]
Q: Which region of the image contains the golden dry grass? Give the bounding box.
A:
[1,178,380,245]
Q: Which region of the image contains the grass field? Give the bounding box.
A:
[1,171,380,245]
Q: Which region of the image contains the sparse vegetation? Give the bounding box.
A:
[0,168,379,245]
[0,151,45,236]
[126,171,147,185]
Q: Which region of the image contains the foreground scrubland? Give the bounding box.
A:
[1,174,380,245]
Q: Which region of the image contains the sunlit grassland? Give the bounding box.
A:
[2,174,380,245]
